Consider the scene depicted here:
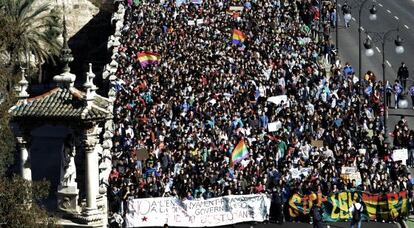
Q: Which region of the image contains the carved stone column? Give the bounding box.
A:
[16,136,32,181]
[81,124,102,224]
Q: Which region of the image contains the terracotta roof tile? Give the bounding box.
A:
[10,87,111,121]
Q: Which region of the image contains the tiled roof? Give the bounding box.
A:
[9,87,111,121]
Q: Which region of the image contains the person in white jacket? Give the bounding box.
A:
[349,198,364,228]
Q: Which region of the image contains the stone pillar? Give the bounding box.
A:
[85,144,98,210]
[16,136,32,181]
[81,125,102,225]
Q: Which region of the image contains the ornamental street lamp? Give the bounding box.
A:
[359,3,377,94]
[364,28,404,142]
[337,1,377,95]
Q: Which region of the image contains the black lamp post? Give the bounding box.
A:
[358,3,377,94]
[363,29,404,142]
[336,0,377,93]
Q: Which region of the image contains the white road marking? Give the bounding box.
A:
[367,35,372,40]
[378,3,383,7]
[375,47,381,53]
[352,17,356,21]
[360,26,365,31]
[386,9,392,14]
[386,60,392,67]
[394,16,399,20]
[338,3,342,7]
[404,24,410,29]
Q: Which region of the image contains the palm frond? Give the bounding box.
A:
[0,0,62,67]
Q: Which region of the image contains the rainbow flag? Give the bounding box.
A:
[137,52,161,68]
[231,139,249,165]
[232,29,246,45]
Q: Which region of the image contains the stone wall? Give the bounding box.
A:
[36,0,115,84]
[37,0,109,38]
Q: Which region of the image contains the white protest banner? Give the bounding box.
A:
[125,194,271,227]
[196,19,204,25]
[268,121,282,132]
[290,167,312,179]
[267,95,289,107]
[188,19,204,26]
[290,168,300,179]
[176,0,186,6]
[341,167,357,174]
[229,6,244,11]
[300,167,312,177]
[392,149,408,165]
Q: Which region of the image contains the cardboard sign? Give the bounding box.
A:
[136,148,149,161]
[311,140,324,148]
[340,167,361,185]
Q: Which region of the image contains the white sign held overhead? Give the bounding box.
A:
[392,149,408,165]
[267,95,289,107]
[268,121,282,132]
[229,6,244,11]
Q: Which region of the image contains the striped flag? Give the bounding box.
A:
[231,139,249,166]
[232,29,247,46]
[137,52,161,68]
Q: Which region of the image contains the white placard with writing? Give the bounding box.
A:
[392,149,408,165]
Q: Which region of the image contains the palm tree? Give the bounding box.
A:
[0,0,62,74]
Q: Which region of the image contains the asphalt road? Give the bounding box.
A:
[336,0,414,83]
[334,0,414,142]
[226,221,398,228]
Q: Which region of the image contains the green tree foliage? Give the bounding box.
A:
[0,1,63,224]
[0,0,62,68]
[0,67,16,175]
[0,0,63,173]
[0,175,56,227]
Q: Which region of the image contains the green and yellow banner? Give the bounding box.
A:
[288,190,408,222]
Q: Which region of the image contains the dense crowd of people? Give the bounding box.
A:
[107,0,414,225]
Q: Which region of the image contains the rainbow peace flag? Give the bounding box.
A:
[232,29,246,45]
[231,139,249,165]
[137,52,161,68]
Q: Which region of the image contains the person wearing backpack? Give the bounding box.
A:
[349,198,364,228]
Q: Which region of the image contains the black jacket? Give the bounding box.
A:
[398,66,409,79]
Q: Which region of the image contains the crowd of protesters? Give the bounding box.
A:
[107,0,414,225]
